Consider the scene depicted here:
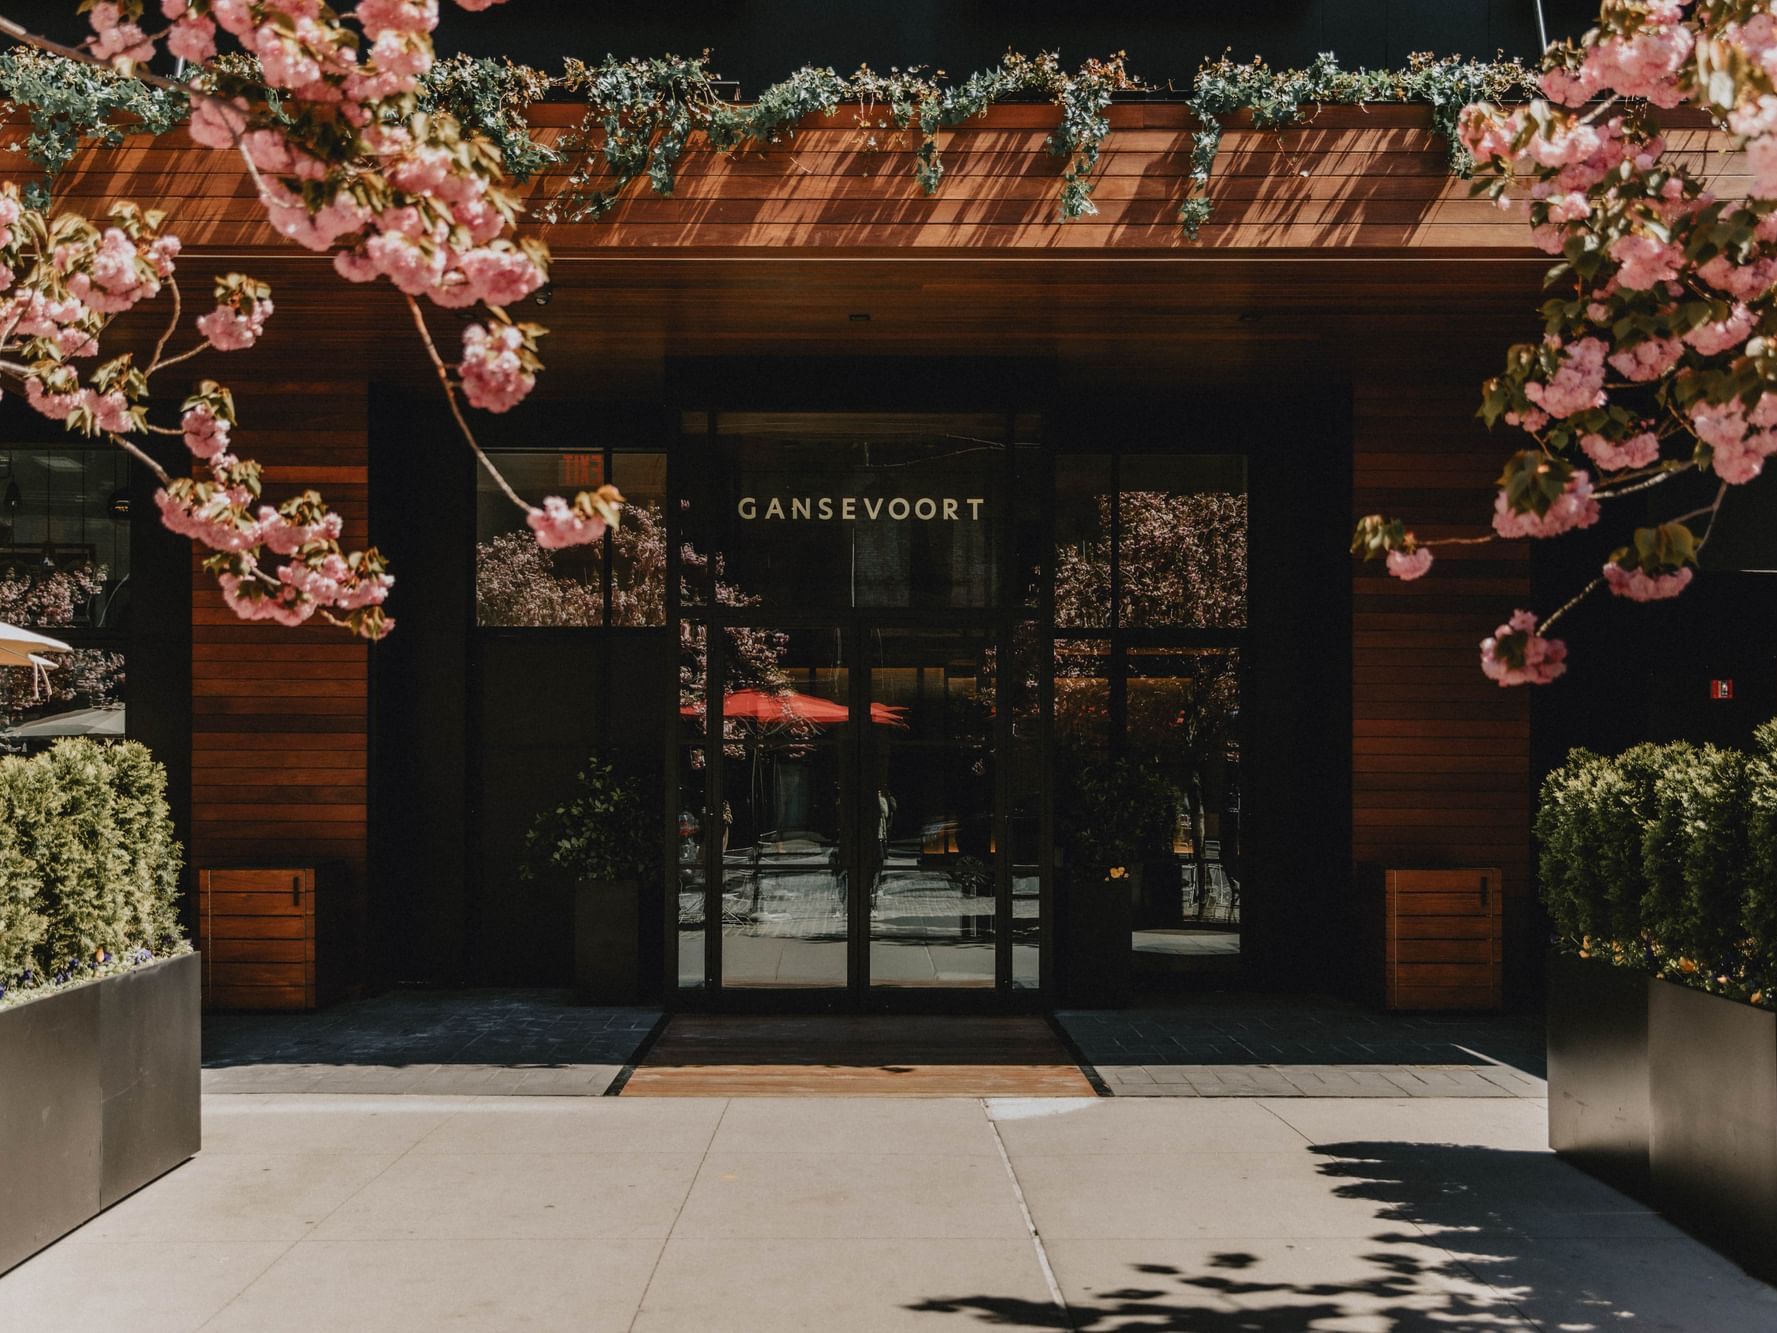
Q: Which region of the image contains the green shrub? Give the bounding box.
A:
[1745,720,1777,967]
[0,738,184,997]
[1056,754,1178,882]
[522,753,657,885]
[1538,729,1773,1005]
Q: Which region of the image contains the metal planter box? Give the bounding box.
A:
[1548,951,1777,1285]
[0,952,201,1275]
[1546,950,1652,1202]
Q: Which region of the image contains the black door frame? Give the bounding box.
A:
[663,386,1052,1013]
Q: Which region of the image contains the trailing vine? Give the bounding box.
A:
[416,54,558,183]
[0,43,1541,232]
[1177,51,1539,238]
[544,50,1144,224]
[0,45,185,205]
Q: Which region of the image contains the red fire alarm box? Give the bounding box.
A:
[1711,679,1735,700]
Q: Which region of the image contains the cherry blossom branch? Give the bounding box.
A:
[147,273,183,372]
[102,428,171,486]
[403,292,531,516]
[1596,465,1692,499]
[1691,481,1731,551]
[1539,577,1603,636]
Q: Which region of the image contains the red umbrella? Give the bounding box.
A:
[681,687,907,727]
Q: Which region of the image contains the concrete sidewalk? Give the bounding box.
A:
[4,1094,1773,1330]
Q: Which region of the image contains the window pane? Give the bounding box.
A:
[1119,455,1247,629]
[0,448,129,744]
[1125,646,1242,955]
[1054,454,1111,629]
[1053,638,1110,758]
[708,413,1005,614]
[475,451,604,627]
[611,453,665,626]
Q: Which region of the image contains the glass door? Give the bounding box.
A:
[863,627,998,990]
[712,626,856,991]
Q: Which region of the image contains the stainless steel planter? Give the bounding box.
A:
[0,952,200,1274]
[1548,951,1777,1285]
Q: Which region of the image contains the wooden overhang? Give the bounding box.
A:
[4,101,1744,993]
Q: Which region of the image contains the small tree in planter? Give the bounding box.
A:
[522,754,657,1004]
[1056,752,1177,1003]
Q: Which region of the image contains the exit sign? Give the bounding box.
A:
[1711,679,1735,700]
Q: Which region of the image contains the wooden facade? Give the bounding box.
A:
[8,101,1739,1004]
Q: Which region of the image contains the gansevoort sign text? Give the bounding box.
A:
[736,495,986,521]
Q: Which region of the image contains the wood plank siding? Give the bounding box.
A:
[1352,371,1533,978]
[188,381,370,1000]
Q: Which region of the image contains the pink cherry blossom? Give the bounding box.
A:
[527,495,607,549]
[1523,337,1607,420]
[1385,547,1433,581]
[188,96,248,150]
[1480,610,1568,687]
[1580,431,1660,471]
[154,489,262,552]
[1682,304,1755,356]
[197,298,273,351]
[459,321,534,412]
[1492,469,1601,539]
[180,404,231,459]
[87,2,155,65]
[1610,233,1684,289]
[1603,562,1694,601]
[1607,336,1683,382]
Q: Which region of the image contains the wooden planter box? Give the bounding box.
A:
[1383,867,1502,1010]
[1548,952,1777,1284]
[198,866,317,1010]
[0,953,200,1275]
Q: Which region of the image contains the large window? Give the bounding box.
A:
[1054,453,1247,966]
[475,448,666,628]
[0,446,130,749]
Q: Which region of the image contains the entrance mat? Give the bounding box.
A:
[620,1015,1096,1097]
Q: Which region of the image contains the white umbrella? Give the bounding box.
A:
[0,621,73,668]
[3,705,125,738]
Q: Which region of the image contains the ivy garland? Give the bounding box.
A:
[1177,51,1540,237]
[0,45,186,207]
[0,44,1538,235]
[544,50,1143,225]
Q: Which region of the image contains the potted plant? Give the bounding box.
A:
[522,754,657,1004]
[1538,729,1777,1283]
[1056,752,1178,1006]
[1,739,197,1276]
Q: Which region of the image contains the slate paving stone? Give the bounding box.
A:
[203,989,660,1097]
[1057,993,1544,1099]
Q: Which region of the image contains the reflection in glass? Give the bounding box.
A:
[1119,455,1247,629]
[1009,624,1042,988]
[476,451,603,627]
[720,629,851,988]
[868,629,995,988]
[611,453,666,626]
[1053,454,1111,629]
[676,744,707,988]
[1126,647,1241,958]
[1053,639,1110,756]
[0,447,130,745]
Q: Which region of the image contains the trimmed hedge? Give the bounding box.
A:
[1538,727,1777,1005]
[0,738,183,998]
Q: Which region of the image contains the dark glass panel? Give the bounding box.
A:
[1053,453,1112,629]
[475,451,603,627]
[611,452,666,626]
[1119,454,1247,629]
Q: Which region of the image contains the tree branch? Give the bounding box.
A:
[403,293,531,515]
